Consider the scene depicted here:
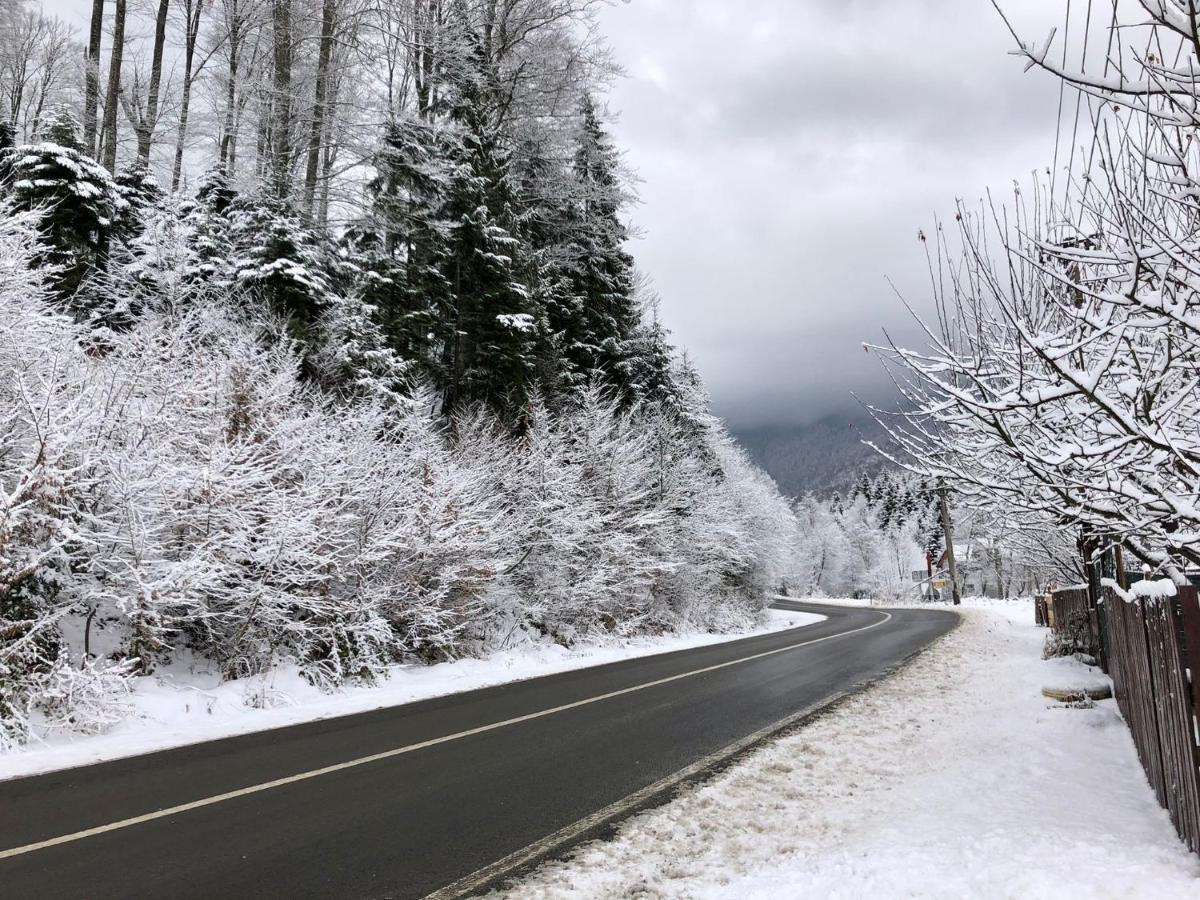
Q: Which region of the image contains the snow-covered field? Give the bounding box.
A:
[0,607,824,782]
[498,600,1200,899]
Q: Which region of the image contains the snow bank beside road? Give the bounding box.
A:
[0,607,824,782]
[775,595,875,607]
[501,600,1200,899]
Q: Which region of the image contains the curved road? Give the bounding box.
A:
[0,600,956,899]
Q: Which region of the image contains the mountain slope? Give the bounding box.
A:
[732,413,894,498]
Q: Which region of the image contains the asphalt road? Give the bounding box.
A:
[0,600,956,900]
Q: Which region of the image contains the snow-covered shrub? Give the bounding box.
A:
[29,654,138,738]
[557,388,676,632]
[0,207,114,747]
[461,389,674,643]
[0,203,812,743]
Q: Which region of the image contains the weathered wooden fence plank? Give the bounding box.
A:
[1145,595,1200,852]
[1078,584,1200,856]
[1047,587,1095,656]
[1103,590,1168,806]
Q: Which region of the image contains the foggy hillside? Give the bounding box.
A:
[733,413,896,498]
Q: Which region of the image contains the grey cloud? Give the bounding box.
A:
[600,0,1064,428]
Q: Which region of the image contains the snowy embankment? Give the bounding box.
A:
[777,595,874,608]
[499,601,1200,899]
[0,608,823,783]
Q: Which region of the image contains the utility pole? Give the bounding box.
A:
[938,479,961,606]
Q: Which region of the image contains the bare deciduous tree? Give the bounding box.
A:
[875,2,1200,581]
[0,1,77,141]
[119,0,170,164]
[83,0,105,152]
[99,0,128,169]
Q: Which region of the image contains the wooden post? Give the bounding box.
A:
[938,480,961,606]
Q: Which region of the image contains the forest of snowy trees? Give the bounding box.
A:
[786,471,1070,604]
[0,0,822,748]
[788,473,941,604]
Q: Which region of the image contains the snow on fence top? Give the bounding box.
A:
[1102,578,1178,603]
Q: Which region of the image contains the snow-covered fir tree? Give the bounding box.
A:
[4,107,123,300]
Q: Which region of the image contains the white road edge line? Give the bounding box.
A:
[0,609,891,863]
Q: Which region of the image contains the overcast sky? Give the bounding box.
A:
[597,0,1062,429]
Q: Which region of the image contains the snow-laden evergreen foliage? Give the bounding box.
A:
[0,2,671,421]
[4,107,124,300]
[0,209,805,747]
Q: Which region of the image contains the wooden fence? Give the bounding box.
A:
[1045,586,1099,659]
[1048,584,1200,854]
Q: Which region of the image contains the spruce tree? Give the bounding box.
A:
[182,163,238,285]
[362,116,454,376]
[114,160,165,241]
[563,95,638,391]
[194,161,237,215]
[225,192,334,353]
[511,138,582,401]
[4,107,122,299]
[874,472,898,527]
[622,299,680,409]
[852,472,874,504]
[438,31,538,417]
[316,245,410,401]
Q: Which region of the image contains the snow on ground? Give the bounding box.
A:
[0,607,824,782]
[497,599,1200,899]
[776,595,875,607]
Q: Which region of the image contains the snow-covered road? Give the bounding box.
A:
[499,601,1200,899]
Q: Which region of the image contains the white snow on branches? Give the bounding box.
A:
[874,3,1200,581]
[0,209,807,749]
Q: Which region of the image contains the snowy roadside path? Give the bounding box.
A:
[0,607,823,782]
[498,602,1200,899]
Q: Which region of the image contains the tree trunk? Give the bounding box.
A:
[318,144,334,225]
[302,0,336,218]
[270,0,293,200]
[218,0,243,169]
[5,59,23,127]
[136,0,170,163]
[938,482,961,606]
[100,0,127,171]
[482,0,497,59]
[83,0,105,154]
[172,0,204,191]
[219,41,238,166]
[230,82,250,173]
[316,67,342,226]
[415,0,439,119]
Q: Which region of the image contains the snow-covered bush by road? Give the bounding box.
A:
[0,209,804,749]
[500,601,1200,899]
